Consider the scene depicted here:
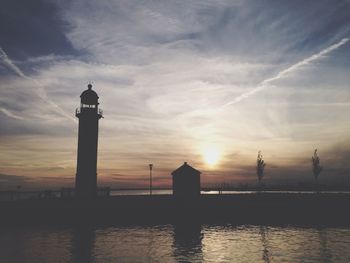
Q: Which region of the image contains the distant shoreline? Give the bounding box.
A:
[2,188,350,202]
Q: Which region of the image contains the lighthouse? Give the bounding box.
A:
[75,84,103,198]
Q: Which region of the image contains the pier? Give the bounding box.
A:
[1,192,350,227]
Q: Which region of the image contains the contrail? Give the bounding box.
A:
[222,38,349,108]
[0,47,76,122]
[0,107,24,120]
[0,48,26,78]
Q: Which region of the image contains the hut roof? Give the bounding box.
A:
[171,162,201,176]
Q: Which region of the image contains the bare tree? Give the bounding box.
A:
[312,149,322,183]
[257,151,266,183]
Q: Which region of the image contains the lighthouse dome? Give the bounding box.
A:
[80,84,99,105]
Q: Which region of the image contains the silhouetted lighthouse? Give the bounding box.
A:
[75,84,103,198]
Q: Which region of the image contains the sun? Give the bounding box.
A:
[203,147,220,167]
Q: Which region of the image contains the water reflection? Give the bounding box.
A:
[172,223,203,262]
[0,225,349,262]
[71,225,96,263]
[318,229,332,263]
[259,226,271,263]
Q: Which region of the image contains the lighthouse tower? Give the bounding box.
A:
[75,84,103,198]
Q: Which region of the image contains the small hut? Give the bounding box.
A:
[171,162,201,197]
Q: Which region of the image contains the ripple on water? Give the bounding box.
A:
[0,225,350,262]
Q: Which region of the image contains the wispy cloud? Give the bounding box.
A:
[1,0,350,188]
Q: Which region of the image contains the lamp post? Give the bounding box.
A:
[149,164,153,195]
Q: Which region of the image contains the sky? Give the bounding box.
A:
[1,0,350,190]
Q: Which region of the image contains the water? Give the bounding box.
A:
[1,224,350,263]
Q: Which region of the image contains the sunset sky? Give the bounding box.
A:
[1,0,350,189]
